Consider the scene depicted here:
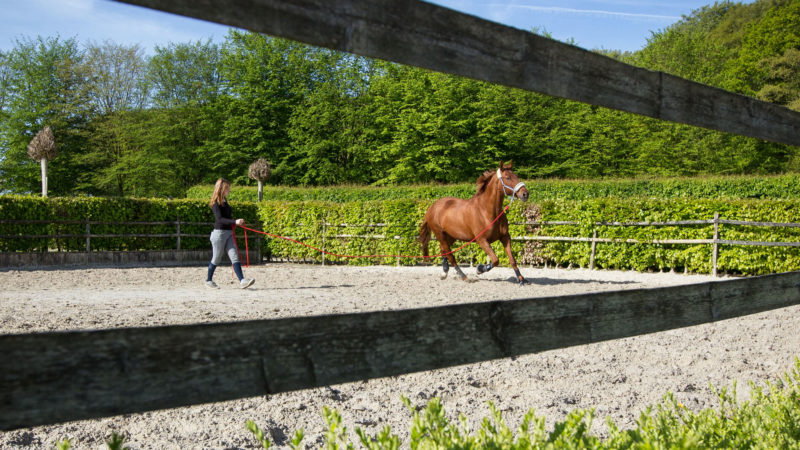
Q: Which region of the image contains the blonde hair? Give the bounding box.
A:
[209,178,231,207]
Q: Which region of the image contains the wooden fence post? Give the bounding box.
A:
[322,221,326,266]
[713,213,720,277]
[85,222,91,253]
[396,235,401,267]
[589,229,597,270]
[176,219,181,251]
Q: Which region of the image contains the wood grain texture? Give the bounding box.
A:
[2,271,799,430]
[113,0,800,145]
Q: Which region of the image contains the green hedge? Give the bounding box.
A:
[187,174,800,203]
[0,195,259,252]
[4,194,800,275]
[255,199,536,267]
[186,183,475,203]
[256,197,800,275]
[537,197,800,275]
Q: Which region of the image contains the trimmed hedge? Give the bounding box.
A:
[256,197,800,275]
[538,198,800,275]
[186,174,800,203]
[4,194,800,275]
[186,183,475,203]
[0,195,259,252]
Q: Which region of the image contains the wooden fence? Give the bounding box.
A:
[0,219,211,252]
[3,271,800,430]
[0,219,261,266]
[116,0,800,146]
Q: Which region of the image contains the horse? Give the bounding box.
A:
[417,161,530,285]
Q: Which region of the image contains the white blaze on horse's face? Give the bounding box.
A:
[497,168,527,203]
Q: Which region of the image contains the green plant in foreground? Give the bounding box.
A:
[54,431,129,450]
[245,359,800,449]
[246,418,304,450]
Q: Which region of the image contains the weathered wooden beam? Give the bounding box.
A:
[2,271,800,430]
[112,0,800,146]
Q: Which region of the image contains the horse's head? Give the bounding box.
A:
[476,161,529,202]
[496,161,529,202]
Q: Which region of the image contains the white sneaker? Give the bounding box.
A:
[205,280,218,289]
[239,278,254,289]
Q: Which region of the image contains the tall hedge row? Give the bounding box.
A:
[186,174,800,203]
[538,198,800,275]
[4,194,800,275]
[0,195,259,252]
[256,197,800,275]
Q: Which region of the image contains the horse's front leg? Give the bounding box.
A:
[475,239,500,275]
[500,235,526,285]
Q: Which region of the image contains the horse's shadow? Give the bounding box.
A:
[266,284,355,291]
[488,276,638,286]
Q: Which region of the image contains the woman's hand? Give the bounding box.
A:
[236,218,245,226]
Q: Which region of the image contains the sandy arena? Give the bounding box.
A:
[1,263,799,449]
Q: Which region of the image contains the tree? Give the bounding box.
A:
[26,126,57,196]
[757,48,800,110]
[212,31,322,185]
[0,50,10,121]
[282,54,381,185]
[84,40,149,114]
[147,40,221,108]
[0,35,90,195]
[248,158,271,201]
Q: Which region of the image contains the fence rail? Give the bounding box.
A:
[1,219,219,252]
[114,0,800,146]
[5,216,799,275]
[313,214,800,276]
[3,270,799,430]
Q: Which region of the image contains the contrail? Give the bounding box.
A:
[498,4,679,21]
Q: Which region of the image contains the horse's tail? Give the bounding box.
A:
[417,218,431,257]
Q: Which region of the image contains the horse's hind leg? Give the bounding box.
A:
[437,234,467,281]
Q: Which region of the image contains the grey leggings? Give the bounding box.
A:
[210,229,240,265]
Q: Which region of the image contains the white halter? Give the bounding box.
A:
[497,168,526,204]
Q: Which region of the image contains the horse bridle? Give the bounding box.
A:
[497,168,526,204]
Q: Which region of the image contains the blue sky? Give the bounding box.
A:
[0,0,754,55]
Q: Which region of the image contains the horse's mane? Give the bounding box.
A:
[474,169,496,196]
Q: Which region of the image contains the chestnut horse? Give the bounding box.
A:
[417,161,530,284]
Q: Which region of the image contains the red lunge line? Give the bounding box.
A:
[231,205,509,262]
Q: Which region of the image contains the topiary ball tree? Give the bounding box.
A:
[248,158,271,202]
[27,126,58,197]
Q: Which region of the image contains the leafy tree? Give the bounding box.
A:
[147,40,221,108]
[628,2,734,85]
[211,31,323,185]
[283,54,381,185]
[84,40,149,114]
[725,0,800,95]
[0,35,90,195]
[756,48,800,110]
[0,50,10,121]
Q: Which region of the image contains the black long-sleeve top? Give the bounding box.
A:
[211,201,236,230]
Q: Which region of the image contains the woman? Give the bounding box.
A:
[206,178,255,289]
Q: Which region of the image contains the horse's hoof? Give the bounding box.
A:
[460,275,468,281]
[518,278,527,286]
[440,273,448,280]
